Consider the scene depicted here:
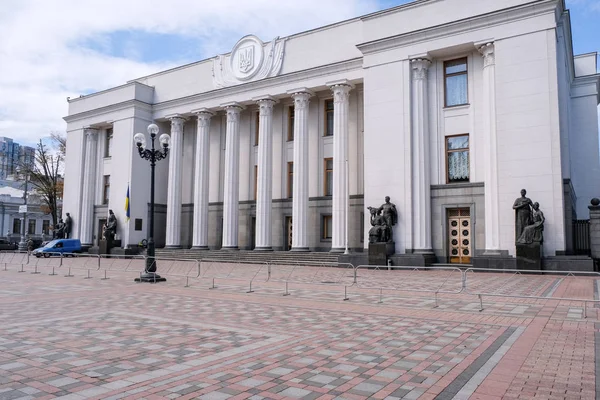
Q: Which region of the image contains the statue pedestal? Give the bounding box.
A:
[369,242,395,266]
[98,240,109,255]
[516,242,542,271]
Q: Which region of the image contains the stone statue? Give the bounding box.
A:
[377,196,397,243]
[103,209,117,242]
[513,189,533,243]
[367,207,390,243]
[64,213,72,239]
[54,219,65,239]
[517,202,545,245]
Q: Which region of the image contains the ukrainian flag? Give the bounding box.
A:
[125,184,130,222]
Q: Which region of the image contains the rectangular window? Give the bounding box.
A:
[322,215,332,240]
[324,99,334,136]
[254,111,260,146]
[446,134,470,183]
[254,165,258,200]
[103,175,110,204]
[287,162,293,198]
[324,158,333,196]
[13,218,21,234]
[28,219,36,235]
[444,58,468,107]
[105,128,113,158]
[288,106,295,141]
[42,220,50,235]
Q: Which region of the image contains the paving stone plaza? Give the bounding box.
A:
[0,257,598,399]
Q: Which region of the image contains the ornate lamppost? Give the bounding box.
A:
[133,123,170,282]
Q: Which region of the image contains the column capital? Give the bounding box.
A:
[220,102,244,111]
[478,42,495,67]
[191,108,215,118]
[83,127,98,138]
[166,113,187,122]
[288,89,312,110]
[252,95,278,104]
[411,58,432,80]
[256,97,276,117]
[329,83,353,104]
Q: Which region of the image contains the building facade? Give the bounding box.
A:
[0,137,35,180]
[63,0,600,265]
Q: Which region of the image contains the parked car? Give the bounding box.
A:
[32,239,82,258]
[0,239,18,251]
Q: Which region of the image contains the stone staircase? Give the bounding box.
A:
[153,248,340,265]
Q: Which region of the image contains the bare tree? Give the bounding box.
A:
[20,136,64,228]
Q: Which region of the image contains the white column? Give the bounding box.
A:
[288,89,312,251]
[191,109,213,249]
[411,58,433,253]
[222,103,243,249]
[79,128,98,246]
[165,115,186,248]
[480,42,501,253]
[254,96,277,251]
[328,81,353,252]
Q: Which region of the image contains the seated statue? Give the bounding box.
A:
[367,206,390,244]
[103,209,118,243]
[517,202,544,245]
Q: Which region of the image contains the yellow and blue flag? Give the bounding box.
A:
[125,184,130,221]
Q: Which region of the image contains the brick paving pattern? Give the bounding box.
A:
[0,260,598,399]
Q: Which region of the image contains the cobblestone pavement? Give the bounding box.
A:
[0,263,598,399]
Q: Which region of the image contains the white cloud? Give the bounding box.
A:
[0,0,380,145]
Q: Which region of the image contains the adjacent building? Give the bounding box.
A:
[0,137,35,180]
[62,0,600,266]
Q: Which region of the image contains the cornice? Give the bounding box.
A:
[152,58,363,112]
[356,0,559,55]
[67,81,154,104]
[63,99,152,123]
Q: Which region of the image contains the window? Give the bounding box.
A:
[254,111,260,146]
[287,162,293,198]
[105,128,113,158]
[254,165,258,200]
[324,158,333,196]
[42,220,50,235]
[444,58,468,107]
[446,134,469,183]
[288,106,295,141]
[322,215,332,240]
[12,219,21,234]
[28,219,36,235]
[324,99,334,136]
[103,175,110,204]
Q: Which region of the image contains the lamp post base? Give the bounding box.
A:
[135,272,167,283]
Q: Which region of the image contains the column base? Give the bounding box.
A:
[191,246,209,250]
[290,247,310,252]
[221,246,239,251]
[254,247,273,251]
[165,245,182,249]
[134,273,167,283]
[330,247,345,254]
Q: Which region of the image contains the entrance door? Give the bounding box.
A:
[97,218,107,245]
[448,208,471,264]
[285,216,293,251]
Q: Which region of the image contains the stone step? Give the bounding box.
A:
[153,249,340,264]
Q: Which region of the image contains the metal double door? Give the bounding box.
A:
[448,208,471,264]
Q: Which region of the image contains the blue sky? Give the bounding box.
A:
[0,0,598,146]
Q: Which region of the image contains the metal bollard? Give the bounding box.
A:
[49,266,57,276]
[31,264,40,274]
[209,278,216,289]
[583,301,587,319]
[101,269,109,280]
[343,285,349,301]
[65,267,74,277]
[478,294,484,312]
[378,288,383,304]
[84,269,92,279]
[18,264,25,273]
[283,281,290,296]
[184,276,190,288]
[247,281,254,293]
[433,292,439,308]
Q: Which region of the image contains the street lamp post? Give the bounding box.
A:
[133,123,170,283]
[17,170,29,252]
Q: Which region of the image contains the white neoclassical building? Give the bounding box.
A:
[63,0,600,267]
